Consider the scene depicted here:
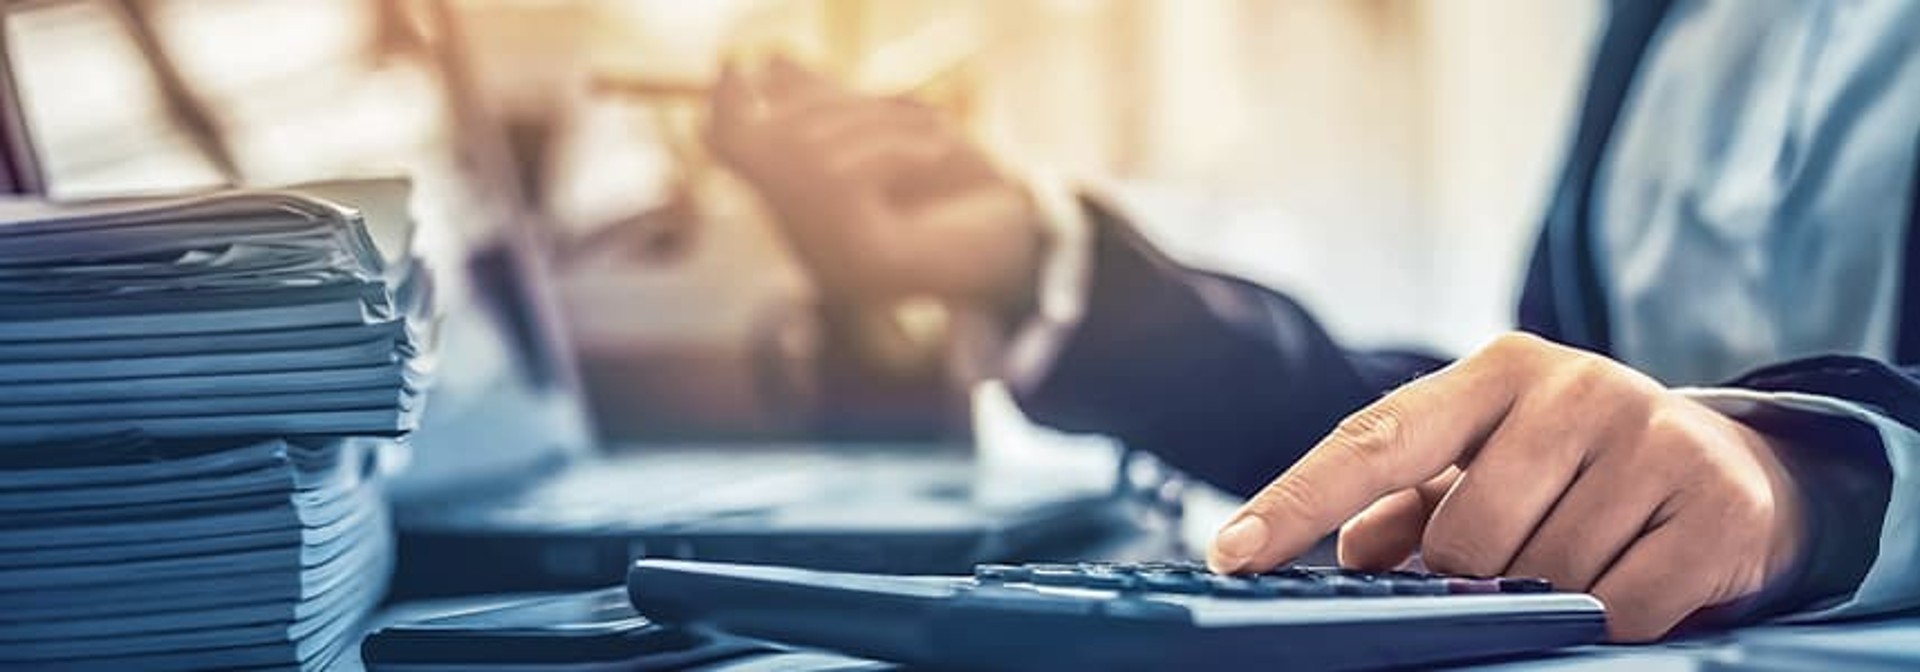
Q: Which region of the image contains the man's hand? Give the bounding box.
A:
[1208,332,1809,642]
[706,57,1043,314]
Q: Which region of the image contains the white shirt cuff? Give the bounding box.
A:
[951,170,1092,395]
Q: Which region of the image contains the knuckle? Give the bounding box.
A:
[1419,526,1499,577]
[1330,403,1408,477]
[1542,349,1648,405]
[1711,483,1777,546]
[1715,471,1769,512]
[1558,352,1619,389]
[1484,331,1546,360]
[1638,406,1726,479]
[1642,405,1684,439]
[1638,404,1699,455]
[1511,548,1586,591]
[1531,360,1612,422]
[1253,473,1324,523]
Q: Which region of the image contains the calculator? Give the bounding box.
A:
[627,559,1607,671]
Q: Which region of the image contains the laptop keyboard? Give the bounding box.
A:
[493,455,826,527]
[498,452,970,528]
[538,454,829,507]
[972,562,1555,597]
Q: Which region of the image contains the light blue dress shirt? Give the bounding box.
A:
[1595,0,1920,617]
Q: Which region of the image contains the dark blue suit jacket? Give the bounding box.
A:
[1016,0,1916,610]
[1017,0,1919,505]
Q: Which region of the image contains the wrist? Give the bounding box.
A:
[1721,406,1891,618]
[974,174,1093,393]
[983,187,1048,338]
[1745,423,1813,591]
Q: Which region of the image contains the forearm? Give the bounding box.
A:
[1005,193,1435,496]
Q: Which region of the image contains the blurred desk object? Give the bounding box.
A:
[3,0,241,184]
[0,17,42,196]
[548,1,991,444]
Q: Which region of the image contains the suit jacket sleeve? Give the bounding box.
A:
[1011,196,1444,497]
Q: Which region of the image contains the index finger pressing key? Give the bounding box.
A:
[1208,339,1538,574]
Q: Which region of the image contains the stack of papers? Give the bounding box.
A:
[0,436,391,670]
[0,185,431,670]
[0,190,431,443]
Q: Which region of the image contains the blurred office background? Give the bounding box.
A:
[1,0,1601,442]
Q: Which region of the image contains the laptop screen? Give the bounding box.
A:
[374,2,605,503]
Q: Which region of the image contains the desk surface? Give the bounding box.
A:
[357,517,1920,672]
[358,451,1916,671]
[353,597,1920,672]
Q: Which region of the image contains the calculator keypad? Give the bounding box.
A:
[972,562,1555,598]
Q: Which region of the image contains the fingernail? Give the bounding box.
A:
[1210,515,1269,572]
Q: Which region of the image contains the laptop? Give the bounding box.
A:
[345,178,1127,599]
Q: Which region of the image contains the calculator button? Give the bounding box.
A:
[1258,576,1336,597]
[974,564,1031,583]
[1498,577,1554,594]
[1323,575,1393,597]
[1076,568,1140,591]
[973,562,1557,599]
[1138,571,1211,594]
[1029,565,1086,587]
[1376,571,1445,596]
[1260,567,1320,581]
[1445,578,1502,595]
[1386,578,1449,595]
[1138,561,1209,574]
[1206,575,1277,598]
